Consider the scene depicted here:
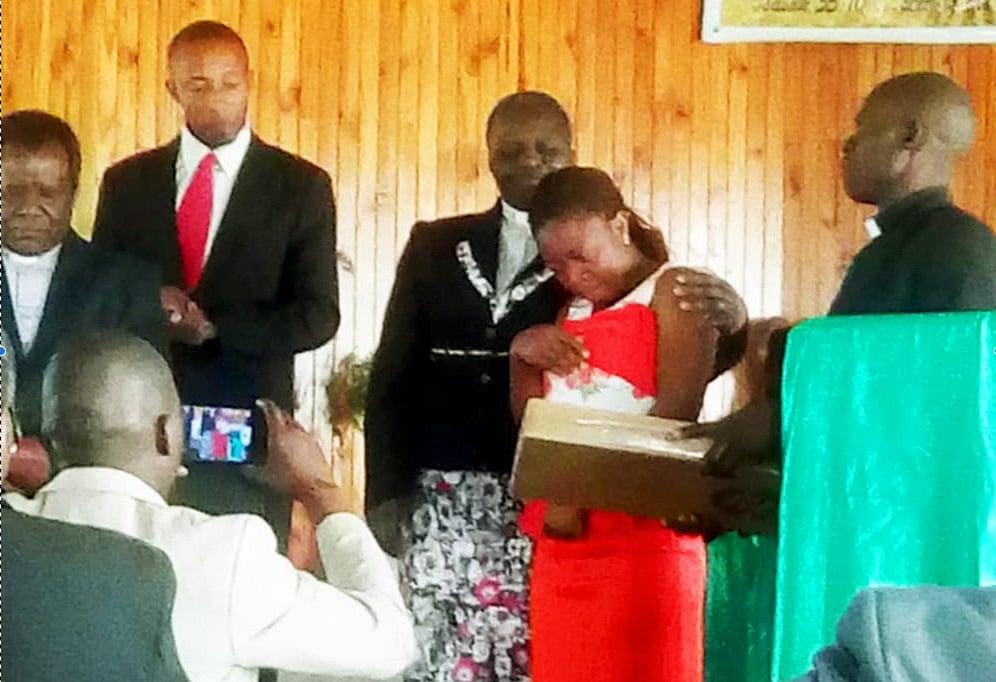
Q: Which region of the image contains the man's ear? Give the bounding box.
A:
[155,414,173,456]
[165,77,180,105]
[900,118,929,151]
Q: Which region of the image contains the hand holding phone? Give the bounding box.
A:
[256,399,348,520]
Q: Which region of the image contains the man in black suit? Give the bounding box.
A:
[1,333,189,682]
[92,20,339,541]
[0,110,164,442]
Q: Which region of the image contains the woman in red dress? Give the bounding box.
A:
[510,167,718,682]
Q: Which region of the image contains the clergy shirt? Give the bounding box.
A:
[175,125,252,264]
[2,245,63,353]
[496,200,539,294]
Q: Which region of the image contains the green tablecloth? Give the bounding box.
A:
[772,312,996,680]
[706,533,777,682]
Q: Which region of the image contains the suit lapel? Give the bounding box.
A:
[29,234,91,363]
[196,137,272,297]
[151,140,184,286]
[464,203,502,288]
[0,265,25,359]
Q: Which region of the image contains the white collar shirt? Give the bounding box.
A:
[496,200,539,293]
[1,244,63,353]
[175,124,253,264]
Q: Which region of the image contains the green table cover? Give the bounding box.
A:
[772,312,996,680]
[706,533,777,682]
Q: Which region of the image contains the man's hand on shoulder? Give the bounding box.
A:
[160,286,217,345]
[257,399,349,523]
[671,268,748,336]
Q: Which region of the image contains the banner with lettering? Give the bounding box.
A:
[702,0,996,43]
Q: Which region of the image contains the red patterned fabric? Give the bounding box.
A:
[522,294,706,682]
[176,153,215,290]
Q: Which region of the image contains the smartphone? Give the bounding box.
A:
[182,405,258,464]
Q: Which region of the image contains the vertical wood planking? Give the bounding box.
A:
[4,0,996,460]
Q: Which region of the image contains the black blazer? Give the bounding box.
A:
[365,204,564,509]
[365,203,748,512]
[1,233,165,435]
[2,503,188,682]
[92,136,339,410]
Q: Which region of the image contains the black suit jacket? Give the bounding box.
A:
[365,203,747,512]
[1,232,165,435]
[365,204,564,510]
[2,503,188,682]
[92,135,339,411]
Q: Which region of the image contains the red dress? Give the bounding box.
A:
[520,268,706,682]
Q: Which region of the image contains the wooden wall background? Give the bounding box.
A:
[4,0,995,459]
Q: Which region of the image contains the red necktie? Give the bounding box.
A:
[177,152,215,290]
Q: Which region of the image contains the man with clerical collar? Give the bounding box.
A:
[687,71,996,482]
[0,110,163,475]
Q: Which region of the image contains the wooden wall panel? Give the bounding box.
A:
[4,0,996,433]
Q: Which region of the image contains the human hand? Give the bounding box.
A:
[710,470,781,536]
[510,324,588,375]
[542,503,586,538]
[161,287,216,345]
[672,270,748,336]
[257,399,347,521]
[678,400,776,477]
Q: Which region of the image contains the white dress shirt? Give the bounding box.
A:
[7,468,416,682]
[176,125,253,264]
[2,245,63,353]
[495,201,539,294]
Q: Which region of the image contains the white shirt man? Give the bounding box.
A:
[7,467,416,682]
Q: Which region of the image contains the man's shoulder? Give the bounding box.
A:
[157,503,277,549]
[103,142,177,178]
[836,586,996,677]
[250,138,331,182]
[75,236,160,287]
[407,205,502,249]
[5,505,173,574]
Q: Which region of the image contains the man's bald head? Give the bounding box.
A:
[42,332,183,492]
[866,72,975,153]
[842,72,976,206]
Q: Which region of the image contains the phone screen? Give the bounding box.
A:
[182,405,254,464]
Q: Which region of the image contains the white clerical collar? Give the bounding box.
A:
[179,123,252,177]
[2,243,63,267]
[864,217,881,240]
[500,200,531,230]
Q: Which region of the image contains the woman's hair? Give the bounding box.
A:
[529,166,668,264]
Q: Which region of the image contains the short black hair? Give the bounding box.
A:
[530,166,668,264]
[486,91,572,140]
[1,110,82,189]
[168,20,249,63]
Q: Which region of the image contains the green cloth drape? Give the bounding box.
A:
[772,312,996,680]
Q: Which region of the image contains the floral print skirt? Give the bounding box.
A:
[401,469,532,682]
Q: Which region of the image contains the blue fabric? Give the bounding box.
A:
[772,312,996,681]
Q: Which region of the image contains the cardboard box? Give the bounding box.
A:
[511,398,778,524]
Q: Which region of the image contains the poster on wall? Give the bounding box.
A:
[702,0,996,43]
